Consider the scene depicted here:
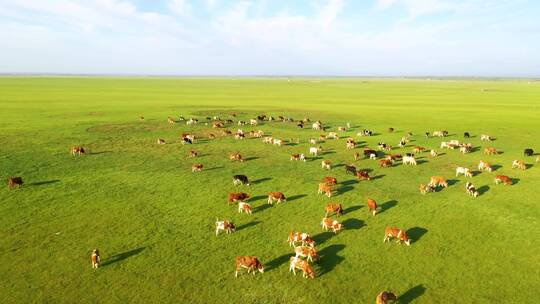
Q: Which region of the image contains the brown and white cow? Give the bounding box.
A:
[229,152,243,162]
[429,176,448,188]
[188,150,198,157]
[321,217,343,234]
[480,134,493,141]
[294,246,319,262]
[356,171,371,181]
[325,203,343,217]
[216,219,236,236]
[228,192,251,205]
[430,149,438,157]
[327,132,339,140]
[478,160,493,172]
[413,146,425,153]
[495,175,512,185]
[484,147,497,155]
[419,183,435,194]
[71,146,86,156]
[512,160,526,170]
[383,227,411,246]
[290,153,306,162]
[268,192,286,204]
[309,146,322,156]
[376,291,397,304]
[455,167,473,178]
[353,152,361,160]
[288,232,315,247]
[263,136,273,144]
[367,198,378,216]
[157,138,166,145]
[318,183,333,197]
[91,249,100,269]
[323,176,338,186]
[191,163,203,172]
[238,202,252,215]
[235,256,264,277]
[321,160,331,170]
[289,256,315,279]
[8,177,23,189]
[379,159,393,168]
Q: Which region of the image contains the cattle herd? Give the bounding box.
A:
[6,113,538,303]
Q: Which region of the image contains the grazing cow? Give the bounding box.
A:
[364,149,377,158]
[323,176,338,186]
[249,119,258,126]
[481,134,493,141]
[425,132,430,138]
[524,148,534,157]
[433,131,445,137]
[188,150,198,157]
[440,141,449,149]
[272,139,283,146]
[430,150,438,157]
[356,171,371,181]
[157,138,166,145]
[325,203,343,217]
[386,154,402,161]
[309,146,321,156]
[294,246,319,263]
[512,160,526,170]
[419,183,435,194]
[379,159,393,168]
[253,130,264,138]
[413,146,425,153]
[216,219,236,236]
[238,202,252,214]
[263,137,273,144]
[233,175,250,186]
[288,232,316,247]
[208,133,216,139]
[234,133,245,140]
[338,126,347,131]
[7,177,23,189]
[213,121,224,128]
[465,182,479,197]
[429,176,448,188]
[268,192,286,204]
[377,142,387,150]
[290,153,306,162]
[459,145,471,154]
[449,140,460,146]
[388,127,394,133]
[464,132,470,138]
[321,160,331,170]
[328,132,339,140]
[181,135,194,144]
[289,257,315,279]
[367,198,378,216]
[358,129,373,136]
[91,249,100,269]
[353,152,361,160]
[309,138,317,145]
[478,160,493,172]
[70,146,86,156]
[456,167,473,178]
[235,256,264,277]
[238,120,246,126]
[312,121,323,130]
[402,155,417,166]
[383,227,411,246]
[495,175,512,185]
[376,291,397,304]
[484,147,497,155]
[191,163,203,172]
[318,183,333,197]
[228,192,251,205]
[321,217,343,234]
[346,141,355,150]
[229,152,243,162]
[345,165,357,175]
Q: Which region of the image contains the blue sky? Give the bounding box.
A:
[0,0,539,76]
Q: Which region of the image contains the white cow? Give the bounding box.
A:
[456,167,473,178]
[403,155,417,165]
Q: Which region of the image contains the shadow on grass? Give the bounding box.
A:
[491,164,502,172]
[333,163,345,168]
[342,218,364,230]
[266,253,293,271]
[336,186,354,195]
[253,204,272,213]
[342,179,358,186]
[89,151,113,155]
[380,200,398,214]
[343,205,362,214]
[236,221,261,232]
[407,227,428,243]
[312,231,335,245]
[29,180,60,186]
[416,159,428,165]
[205,166,224,171]
[288,194,307,202]
[244,157,259,161]
[318,244,345,276]
[447,179,459,186]
[251,177,271,185]
[399,284,426,303]
[511,178,520,185]
[477,185,489,195]
[371,174,385,180]
[250,195,268,202]
[102,247,145,267]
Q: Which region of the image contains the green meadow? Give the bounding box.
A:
[0,77,539,303]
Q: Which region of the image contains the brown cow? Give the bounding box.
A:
[321,217,343,233]
[323,176,338,186]
[356,171,371,181]
[288,232,315,247]
[289,256,315,279]
[325,203,343,217]
[379,159,393,168]
[188,150,198,157]
[383,227,411,246]
[484,147,497,155]
[191,163,203,172]
[229,152,243,162]
[367,198,378,215]
[495,175,512,185]
[478,160,493,172]
[321,160,331,170]
[429,176,448,188]
[216,219,236,235]
[294,246,319,262]
[318,183,333,197]
[235,256,265,277]
[91,249,100,269]
[228,192,251,205]
[70,146,85,156]
[268,192,286,204]
[376,291,397,304]
[7,177,23,189]
[413,146,425,153]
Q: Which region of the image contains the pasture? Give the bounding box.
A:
[1,77,539,303]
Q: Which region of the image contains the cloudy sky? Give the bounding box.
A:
[1,0,539,76]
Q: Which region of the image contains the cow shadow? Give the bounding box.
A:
[380,200,398,214]
[343,205,362,214]
[511,178,520,185]
[236,221,261,232]
[447,179,459,186]
[89,151,113,155]
[252,177,272,185]
[205,166,224,171]
[407,227,428,243]
[321,151,336,156]
[342,179,358,186]
[102,247,145,267]
[250,195,268,202]
[342,218,364,230]
[399,284,426,303]
[333,163,345,168]
[360,168,374,173]
[318,244,346,276]
[491,164,502,172]
[525,164,534,170]
[253,204,272,213]
[266,253,293,271]
[29,180,60,186]
[288,194,307,202]
[416,159,428,165]
[336,186,354,195]
[244,157,259,161]
[309,156,322,161]
[470,147,481,153]
[312,232,335,245]
[371,174,385,180]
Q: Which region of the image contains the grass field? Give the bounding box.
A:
[1,77,539,303]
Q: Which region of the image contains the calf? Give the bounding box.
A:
[478,160,492,172]
[524,148,534,157]
[367,198,378,216]
[325,203,343,217]
[288,232,316,247]
[91,249,100,269]
[376,291,397,304]
[456,167,473,178]
[229,152,243,162]
[402,155,417,166]
[321,160,331,170]
[465,182,479,197]
[71,146,86,156]
[323,176,338,186]
[235,256,264,277]
[290,153,306,162]
[7,177,23,189]
[233,175,250,186]
[228,192,251,205]
[495,175,512,185]
[294,246,319,263]
[419,183,435,194]
[512,160,525,170]
[268,192,286,204]
[318,183,333,197]
[484,147,497,155]
[429,176,448,188]
[289,256,315,279]
[321,217,343,234]
[345,165,357,175]
[191,163,203,172]
[238,202,252,214]
[356,171,371,181]
[216,219,236,236]
[383,227,411,246]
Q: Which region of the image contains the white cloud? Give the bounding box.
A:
[169,0,191,17]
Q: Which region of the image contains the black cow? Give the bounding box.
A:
[233,175,250,186]
[524,148,534,157]
[363,149,377,158]
[297,122,304,128]
[8,177,23,189]
[425,132,430,138]
[464,132,470,138]
[345,165,357,175]
[182,137,193,144]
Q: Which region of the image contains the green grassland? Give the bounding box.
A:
[0,77,539,303]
